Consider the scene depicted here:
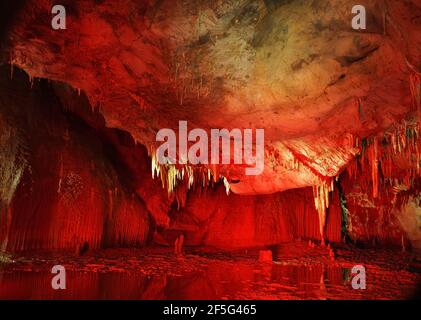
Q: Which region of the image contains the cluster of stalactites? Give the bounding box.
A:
[354,122,421,200]
[344,69,421,203]
[312,82,421,243]
[312,179,335,245]
[341,118,421,238]
[149,149,231,201]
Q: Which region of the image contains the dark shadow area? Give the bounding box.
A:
[0,0,27,46]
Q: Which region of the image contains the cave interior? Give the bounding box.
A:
[0,0,420,299]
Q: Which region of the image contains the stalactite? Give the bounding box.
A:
[9,54,16,80]
[29,75,34,88]
[357,97,364,120]
[222,177,230,195]
[313,179,334,245]
[210,164,220,183]
[129,92,148,110]
[370,137,379,198]
[166,165,183,194]
[409,72,421,116]
[9,63,14,80]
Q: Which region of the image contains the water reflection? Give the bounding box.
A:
[0,261,418,299]
[0,263,348,300]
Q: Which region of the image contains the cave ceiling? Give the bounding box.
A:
[2,0,421,194]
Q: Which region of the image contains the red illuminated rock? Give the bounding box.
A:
[0,0,421,251]
[3,0,420,194]
[0,68,150,252]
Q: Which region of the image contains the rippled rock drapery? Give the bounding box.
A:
[0,67,151,252]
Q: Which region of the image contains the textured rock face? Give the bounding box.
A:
[0,114,23,212]
[0,68,151,252]
[4,0,420,194]
[157,186,342,248]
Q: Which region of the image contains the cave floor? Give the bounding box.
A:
[0,242,420,300]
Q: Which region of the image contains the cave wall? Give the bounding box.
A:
[0,67,150,252]
[158,186,342,249]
